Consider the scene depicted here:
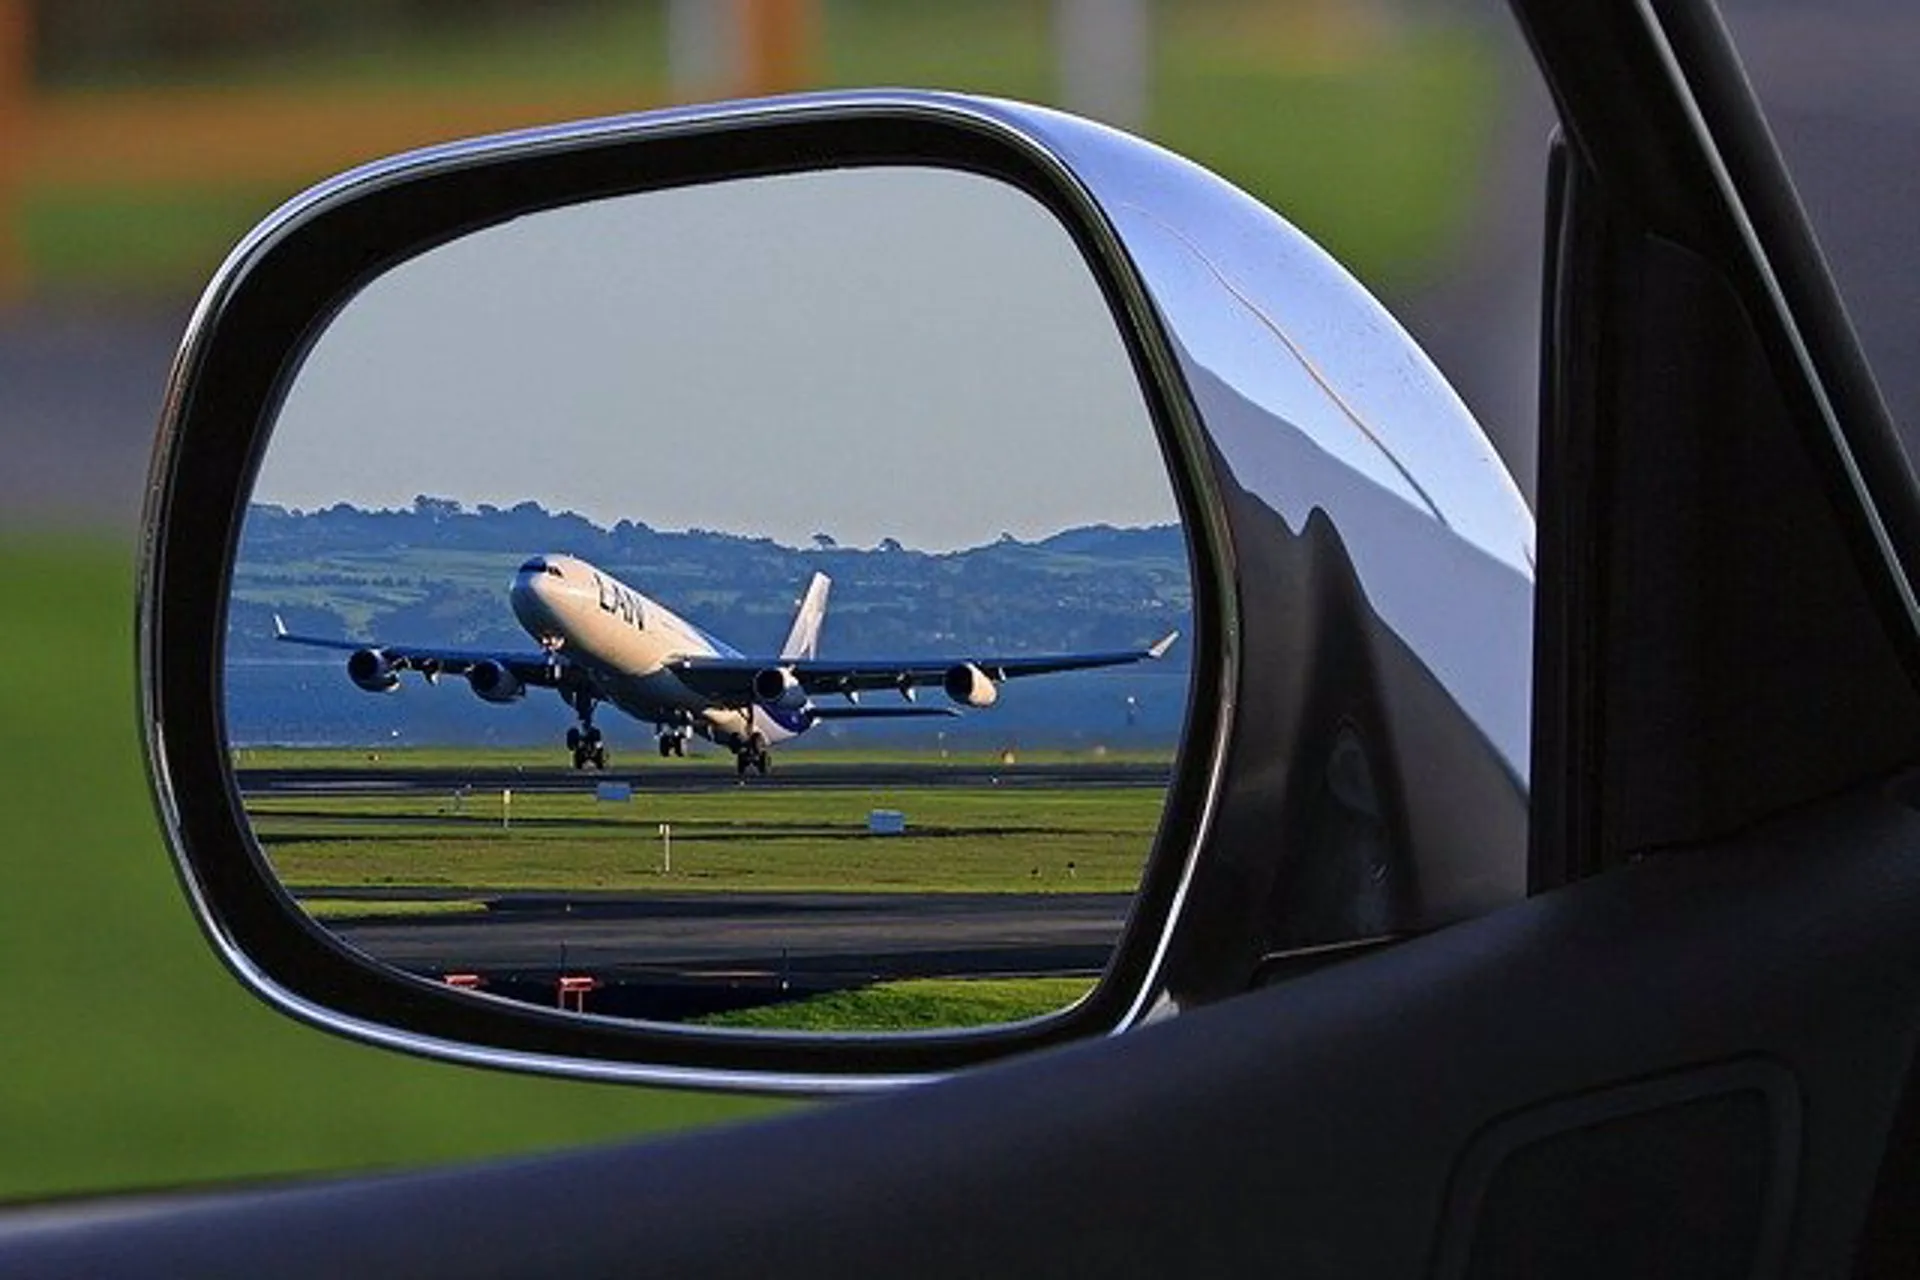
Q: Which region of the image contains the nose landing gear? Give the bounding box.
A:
[565,689,606,769]
[656,728,688,758]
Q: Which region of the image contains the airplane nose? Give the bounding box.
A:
[510,566,554,632]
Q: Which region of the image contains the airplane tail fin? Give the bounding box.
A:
[780,572,831,661]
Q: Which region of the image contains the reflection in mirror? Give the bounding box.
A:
[225,166,1191,1034]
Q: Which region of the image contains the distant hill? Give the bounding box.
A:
[227,499,1193,666]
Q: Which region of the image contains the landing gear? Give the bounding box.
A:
[566,689,606,770]
[734,734,770,777]
[570,725,606,770]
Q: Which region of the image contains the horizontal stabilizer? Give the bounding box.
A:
[808,705,958,721]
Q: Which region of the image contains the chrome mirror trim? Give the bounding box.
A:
[142,88,1532,1090]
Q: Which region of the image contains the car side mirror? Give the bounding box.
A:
[142,91,1533,1091]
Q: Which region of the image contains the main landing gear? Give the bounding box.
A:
[565,689,606,770]
[656,729,688,759]
[566,724,606,770]
[734,733,770,778]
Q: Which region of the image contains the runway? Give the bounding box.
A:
[240,759,1171,797]
[310,887,1131,1020]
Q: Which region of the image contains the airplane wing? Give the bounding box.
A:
[271,616,566,688]
[668,631,1179,705]
[807,704,958,720]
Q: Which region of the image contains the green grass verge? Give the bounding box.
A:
[300,898,489,920]
[27,3,1498,296]
[248,784,1161,895]
[0,535,781,1203]
[823,2,1502,290]
[696,976,1096,1032]
[1152,25,1499,289]
[20,185,290,297]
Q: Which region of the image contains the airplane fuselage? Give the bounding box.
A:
[508,553,797,751]
[276,550,1170,772]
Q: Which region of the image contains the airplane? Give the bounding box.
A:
[272,553,1179,775]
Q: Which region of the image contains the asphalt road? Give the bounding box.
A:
[239,759,1171,797]
[0,303,180,533]
[311,886,1130,1021]
[322,887,1128,983]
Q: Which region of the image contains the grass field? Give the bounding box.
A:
[0,536,783,1202]
[24,1,1499,296]
[697,976,1097,1032]
[254,786,1160,895]
[302,897,489,920]
[248,780,1161,896]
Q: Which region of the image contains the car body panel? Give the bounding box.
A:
[11,0,1920,1274]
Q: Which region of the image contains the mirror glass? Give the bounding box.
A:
[225,165,1191,1034]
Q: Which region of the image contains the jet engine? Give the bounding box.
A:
[752,666,810,711]
[943,663,999,708]
[467,659,525,703]
[346,648,400,693]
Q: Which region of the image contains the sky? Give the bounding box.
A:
[256,165,1179,552]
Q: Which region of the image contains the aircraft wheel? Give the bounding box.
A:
[570,746,587,770]
[566,727,581,751]
[753,751,770,777]
[735,751,750,777]
[657,736,672,759]
[592,746,608,769]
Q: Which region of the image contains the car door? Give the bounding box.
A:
[9,0,1920,1275]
